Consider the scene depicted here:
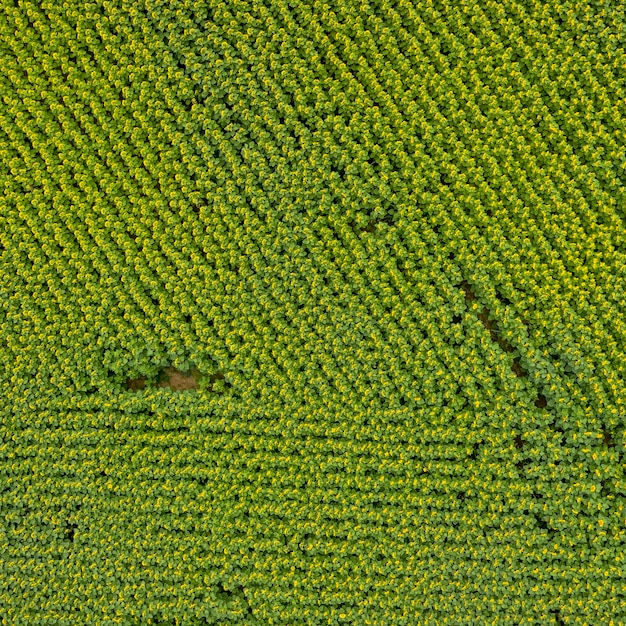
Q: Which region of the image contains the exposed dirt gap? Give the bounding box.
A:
[361,216,394,233]
[65,522,77,542]
[602,431,615,448]
[459,280,524,371]
[511,358,527,378]
[208,371,225,385]
[600,478,613,496]
[125,368,226,392]
[219,583,233,597]
[458,280,567,475]
[125,376,146,391]
[459,280,476,300]
[157,366,201,391]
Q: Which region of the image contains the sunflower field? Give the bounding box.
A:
[1,0,626,623]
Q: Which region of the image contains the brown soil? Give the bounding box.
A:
[125,368,225,393]
[602,431,615,448]
[157,366,201,391]
[460,281,526,379]
[511,358,527,378]
[477,309,494,331]
[477,307,516,354]
[125,376,146,391]
[459,280,476,301]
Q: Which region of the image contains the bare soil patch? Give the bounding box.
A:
[511,358,527,378]
[459,280,519,359]
[124,368,225,393]
[157,366,201,391]
[125,376,146,391]
[459,280,476,301]
[602,431,615,448]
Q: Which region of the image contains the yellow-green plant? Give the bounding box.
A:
[1,0,625,623]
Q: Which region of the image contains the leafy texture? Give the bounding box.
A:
[1,0,626,623]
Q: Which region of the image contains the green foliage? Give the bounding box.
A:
[1,0,626,623]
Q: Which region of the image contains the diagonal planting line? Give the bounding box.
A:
[457,278,563,533]
[459,279,557,409]
[457,277,625,532]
